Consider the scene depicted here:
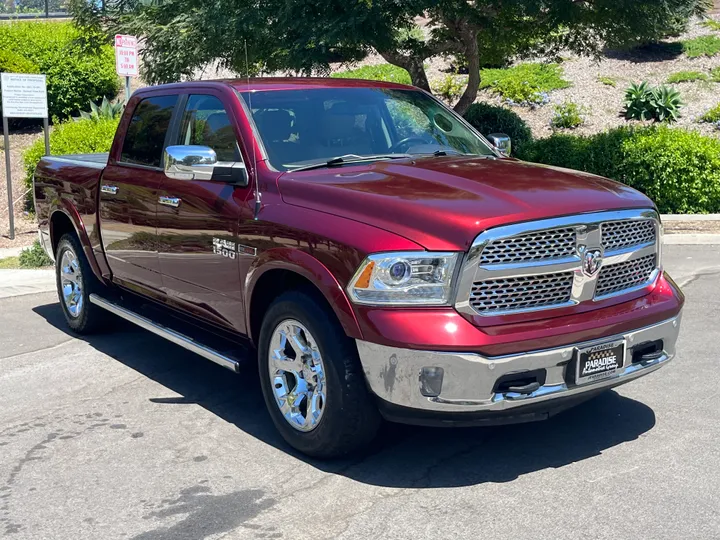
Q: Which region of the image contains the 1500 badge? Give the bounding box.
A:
[213,238,256,259]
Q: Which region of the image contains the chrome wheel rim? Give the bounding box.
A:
[60,247,83,318]
[268,319,327,432]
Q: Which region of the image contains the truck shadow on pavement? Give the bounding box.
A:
[34,302,658,489]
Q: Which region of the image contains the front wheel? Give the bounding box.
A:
[258,290,380,458]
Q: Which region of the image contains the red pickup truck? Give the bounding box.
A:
[33,78,684,457]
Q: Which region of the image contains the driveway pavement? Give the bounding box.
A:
[0,245,719,540]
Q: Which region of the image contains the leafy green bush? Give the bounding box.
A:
[432,75,466,103]
[0,21,119,120]
[479,63,570,106]
[666,70,709,83]
[517,126,720,213]
[550,102,588,129]
[597,76,617,87]
[623,82,683,122]
[0,50,39,117]
[682,35,720,58]
[700,103,720,124]
[23,117,119,191]
[19,241,53,268]
[463,103,533,155]
[331,64,411,85]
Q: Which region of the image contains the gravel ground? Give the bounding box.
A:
[0,128,44,250]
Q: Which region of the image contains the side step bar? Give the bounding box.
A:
[89,294,241,373]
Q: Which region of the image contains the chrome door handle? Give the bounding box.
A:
[159,195,181,208]
[101,185,118,195]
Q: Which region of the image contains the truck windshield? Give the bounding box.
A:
[238,87,495,171]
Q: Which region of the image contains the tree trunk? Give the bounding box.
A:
[453,31,480,116]
[378,50,431,92]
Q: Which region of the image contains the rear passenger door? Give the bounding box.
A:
[156,92,254,331]
[100,94,178,296]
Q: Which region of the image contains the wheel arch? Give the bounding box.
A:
[245,250,363,347]
[49,207,104,282]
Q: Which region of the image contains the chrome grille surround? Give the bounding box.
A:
[455,209,661,317]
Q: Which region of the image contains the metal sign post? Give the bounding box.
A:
[115,34,139,104]
[1,73,49,240]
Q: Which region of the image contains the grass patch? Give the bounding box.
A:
[597,76,617,87]
[0,257,20,269]
[331,64,411,85]
[479,63,570,106]
[711,67,720,83]
[666,70,709,83]
[682,35,720,58]
[702,19,720,31]
[700,103,720,124]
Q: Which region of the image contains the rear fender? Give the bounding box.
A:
[245,248,362,342]
[50,203,105,283]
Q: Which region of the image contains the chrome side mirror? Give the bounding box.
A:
[487,133,511,156]
[164,145,217,181]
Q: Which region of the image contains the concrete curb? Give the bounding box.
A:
[0,269,56,299]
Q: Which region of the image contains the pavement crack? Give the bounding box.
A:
[677,267,720,289]
[0,338,75,362]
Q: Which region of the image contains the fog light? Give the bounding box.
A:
[419,366,444,397]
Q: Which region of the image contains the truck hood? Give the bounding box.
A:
[277,156,652,251]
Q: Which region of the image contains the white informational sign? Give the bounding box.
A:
[1,73,48,119]
[115,34,139,77]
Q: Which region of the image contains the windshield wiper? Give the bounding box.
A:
[291,154,411,172]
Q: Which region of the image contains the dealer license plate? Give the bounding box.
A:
[575,340,625,385]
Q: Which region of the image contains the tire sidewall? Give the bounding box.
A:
[55,235,92,332]
[258,292,369,456]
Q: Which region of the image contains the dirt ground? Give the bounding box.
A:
[0,128,43,249]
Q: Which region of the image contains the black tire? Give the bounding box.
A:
[258,289,381,458]
[55,233,109,334]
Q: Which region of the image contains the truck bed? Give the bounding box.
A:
[47,153,109,167]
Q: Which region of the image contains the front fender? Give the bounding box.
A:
[244,248,363,341]
[50,204,105,283]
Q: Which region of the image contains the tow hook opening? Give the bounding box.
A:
[493,369,547,396]
[631,340,664,364]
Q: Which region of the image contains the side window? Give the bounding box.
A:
[179,95,240,162]
[120,95,177,167]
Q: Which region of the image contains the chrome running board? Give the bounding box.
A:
[89,293,241,373]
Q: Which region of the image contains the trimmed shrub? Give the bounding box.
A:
[463,102,532,155]
[517,126,720,213]
[0,50,39,117]
[0,21,119,120]
[331,64,412,85]
[23,117,119,191]
[479,63,570,106]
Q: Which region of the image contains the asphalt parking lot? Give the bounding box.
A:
[1,245,719,540]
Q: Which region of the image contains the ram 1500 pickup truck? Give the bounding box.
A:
[34,78,684,457]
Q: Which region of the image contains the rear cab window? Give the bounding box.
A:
[120,95,178,167]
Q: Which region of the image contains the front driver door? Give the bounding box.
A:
[156,92,254,331]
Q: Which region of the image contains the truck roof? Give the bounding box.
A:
[135,77,416,94]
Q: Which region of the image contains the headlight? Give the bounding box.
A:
[347,252,460,305]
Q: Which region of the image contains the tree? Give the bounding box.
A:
[70,0,710,115]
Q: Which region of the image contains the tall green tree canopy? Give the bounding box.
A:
[71,0,710,114]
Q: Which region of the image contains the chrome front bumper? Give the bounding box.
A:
[356,314,681,417]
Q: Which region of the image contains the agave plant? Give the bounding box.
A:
[623,82,654,121]
[650,85,683,123]
[78,96,124,122]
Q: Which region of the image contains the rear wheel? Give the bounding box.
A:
[258,290,380,458]
[55,233,108,334]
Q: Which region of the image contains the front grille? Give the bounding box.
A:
[480,227,576,265]
[601,219,656,252]
[469,272,574,314]
[595,254,657,298]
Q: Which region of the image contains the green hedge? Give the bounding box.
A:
[0,21,119,120]
[517,126,720,213]
[463,102,532,155]
[331,64,412,85]
[23,117,120,191]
